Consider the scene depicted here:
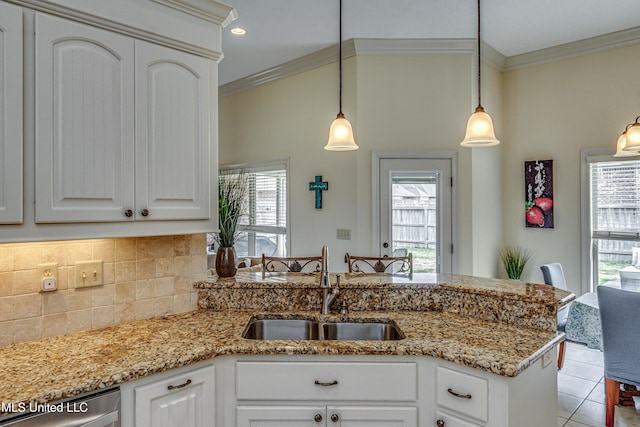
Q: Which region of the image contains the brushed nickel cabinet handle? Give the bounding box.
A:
[314,380,338,387]
[447,388,472,399]
[167,379,192,390]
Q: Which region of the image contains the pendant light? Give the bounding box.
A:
[460,0,499,147]
[614,119,640,157]
[325,0,358,151]
[623,116,640,152]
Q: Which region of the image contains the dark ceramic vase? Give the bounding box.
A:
[215,247,237,277]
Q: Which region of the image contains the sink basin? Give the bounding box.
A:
[242,317,404,341]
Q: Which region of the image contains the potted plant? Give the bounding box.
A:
[499,245,532,280]
[214,168,248,277]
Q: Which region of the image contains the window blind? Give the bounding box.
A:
[590,160,640,235]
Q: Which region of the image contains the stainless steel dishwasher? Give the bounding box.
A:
[1,387,120,427]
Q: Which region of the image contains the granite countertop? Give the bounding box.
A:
[0,272,572,416]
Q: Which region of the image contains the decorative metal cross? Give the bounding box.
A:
[309,175,328,209]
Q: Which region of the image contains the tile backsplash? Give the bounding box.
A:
[0,234,207,346]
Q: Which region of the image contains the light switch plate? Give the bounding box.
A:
[337,228,351,240]
[75,260,104,288]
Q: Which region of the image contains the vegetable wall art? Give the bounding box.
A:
[524,159,554,228]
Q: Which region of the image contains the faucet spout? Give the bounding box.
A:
[322,274,339,315]
[321,245,330,288]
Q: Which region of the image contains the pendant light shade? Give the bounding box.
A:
[460,0,499,148]
[325,0,358,151]
[613,131,638,157]
[624,121,640,151]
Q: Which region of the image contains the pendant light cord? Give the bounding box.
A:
[477,0,482,108]
[338,0,344,115]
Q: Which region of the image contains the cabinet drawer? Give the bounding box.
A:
[435,410,483,427]
[236,361,417,401]
[436,366,488,422]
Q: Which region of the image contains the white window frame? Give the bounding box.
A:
[220,158,290,257]
[581,148,640,293]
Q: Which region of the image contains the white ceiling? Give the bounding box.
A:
[218,0,640,86]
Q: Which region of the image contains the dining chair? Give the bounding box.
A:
[540,263,570,370]
[597,285,640,427]
[261,254,324,278]
[345,253,413,276]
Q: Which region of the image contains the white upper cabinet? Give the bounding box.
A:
[34,16,211,223]
[135,41,211,221]
[34,13,135,223]
[0,2,23,224]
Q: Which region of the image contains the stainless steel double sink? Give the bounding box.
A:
[242,317,404,341]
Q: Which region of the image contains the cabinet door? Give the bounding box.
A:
[0,2,23,224]
[135,365,215,427]
[135,40,211,221]
[327,406,417,427]
[237,406,326,427]
[34,13,135,223]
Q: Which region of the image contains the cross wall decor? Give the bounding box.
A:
[309,176,328,209]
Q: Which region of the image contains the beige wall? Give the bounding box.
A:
[0,234,206,346]
[219,53,504,276]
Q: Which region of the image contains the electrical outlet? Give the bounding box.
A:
[38,262,58,292]
[75,260,104,288]
[337,228,351,240]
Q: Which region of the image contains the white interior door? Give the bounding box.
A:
[378,157,453,273]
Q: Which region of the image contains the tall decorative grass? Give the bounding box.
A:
[499,245,532,280]
[215,168,248,248]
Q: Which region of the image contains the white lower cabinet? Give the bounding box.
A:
[237,405,417,426]
[121,363,215,427]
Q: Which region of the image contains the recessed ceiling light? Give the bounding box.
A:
[230,27,246,35]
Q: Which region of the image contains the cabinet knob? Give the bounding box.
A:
[124,209,133,217]
[436,420,445,427]
[140,208,149,217]
[330,414,339,422]
[314,414,323,422]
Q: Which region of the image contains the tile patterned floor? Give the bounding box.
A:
[558,341,640,426]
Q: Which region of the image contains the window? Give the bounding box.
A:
[209,159,288,258]
[585,155,640,289]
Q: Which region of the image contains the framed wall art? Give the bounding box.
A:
[524,159,554,228]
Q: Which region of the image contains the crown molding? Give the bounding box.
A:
[151,0,237,27]
[504,25,640,71]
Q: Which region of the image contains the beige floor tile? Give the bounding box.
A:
[571,400,605,426]
[561,359,604,383]
[558,416,568,426]
[559,373,598,400]
[565,342,604,367]
[615,405,640,427]
[564,420,592,427]
[586,380,605,404]
[559,392,584,418]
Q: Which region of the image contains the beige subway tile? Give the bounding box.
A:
[92,306,114,329]
[174,276,193,294]
[68,288,93,310]
[115,239,136,262]
[136,259,156,280]
[156,258,173,277]
[92,240,115,262]
[0,247,15,272]
[42,290,69,315]
[12,270,39,295]
[191,234,207,256]
[115,261,136,283]
[13,317,42,343]
[13,246,42,270]
[67,242,92,264]
[68,309,92,333]
[173,293,191,314]
[92,283,115,307]
[156,236,174,259]
[136,280,154,300]
[135,299,155,320]
[0,296,13,322]
[151,277,174,297]
[136,237,157,259]
[103,262,115,285]
[13,269,39,295]
[173,235,190,256]
[173,256,191,276]
[0,321,13,346]
[41,245,67,266]
[14,293,41,318]
[191,255,207,275]
[42,313,68,338]
[115,302,135,324]
[115,281,136,304]
[0,271,13,297]
[154,296,173,316]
